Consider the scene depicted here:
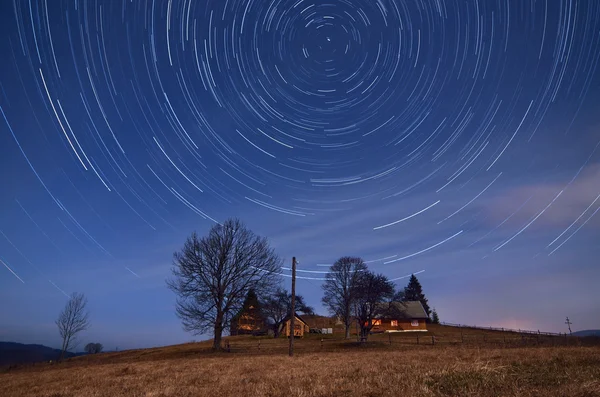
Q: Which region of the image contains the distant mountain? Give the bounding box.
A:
[0,342,84,366]
[572,330,600,337]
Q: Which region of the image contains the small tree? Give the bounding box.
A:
[84,342,103,354]
[353,271,395,342]
[167,218,281,350]
[403,274,431,320]
[431,308,440,324]
[322,257,367,339]
[261,288,314,337]
[56,292,90,360]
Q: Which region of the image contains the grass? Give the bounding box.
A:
[2,325,599,397]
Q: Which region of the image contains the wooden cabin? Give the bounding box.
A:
[230,291,269,336]
[230,305,268,335]
[370,301,429,333]
[280,314,310,338]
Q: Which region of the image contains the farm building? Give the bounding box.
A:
[302,314,345,334]
[370,301,429,333]
[279,314,310,338]
[229,290,269,336]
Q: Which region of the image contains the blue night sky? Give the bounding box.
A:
[1,0,599,350]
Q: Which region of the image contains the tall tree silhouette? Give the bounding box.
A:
[322,257,367,339]
[403,274,431,319]
[167,218,281,350]
[353,271,395,342]
[56,292,90,361]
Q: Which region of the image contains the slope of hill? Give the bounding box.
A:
[1,326,599,397]
[0,342,81,366]
[572,329,600,337]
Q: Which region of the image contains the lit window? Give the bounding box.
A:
[411,320,419,327]
[391,320,398,327]
[373,319,381,326]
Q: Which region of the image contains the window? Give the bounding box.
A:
[411,320,419,327]
[391,320,398,327]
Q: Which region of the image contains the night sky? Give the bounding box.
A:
[1,0,599,350]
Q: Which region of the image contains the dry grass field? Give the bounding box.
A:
[2,325,599,397]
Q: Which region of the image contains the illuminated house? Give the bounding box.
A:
[369,301,429,333]
[230,290,268,336]
[279,314,310,338]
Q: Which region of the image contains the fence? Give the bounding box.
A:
[439,321,565,337]
[222,327,598,355]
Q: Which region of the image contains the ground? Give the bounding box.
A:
[1,325,599,397]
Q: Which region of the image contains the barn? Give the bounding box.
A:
[279,314,310,338]
[370,301,429,333]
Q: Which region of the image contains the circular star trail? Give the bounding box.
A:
[1,0,600,293]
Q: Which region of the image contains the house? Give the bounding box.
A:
[279,314,310,338]
[230,291,269,336]
[230,304,268,335]
[370,301,429,333]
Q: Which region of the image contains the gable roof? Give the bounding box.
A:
[379,301,429,319]
[282,313,308,325]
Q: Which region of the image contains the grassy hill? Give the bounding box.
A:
[1,325,599,397]
[572,329,600,337]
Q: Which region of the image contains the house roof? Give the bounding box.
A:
[380,301,429,319]
[282,313,308,325]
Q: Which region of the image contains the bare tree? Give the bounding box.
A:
[84,342,103,354]
[322,257,367,339]
[167,218,281,350]
[353,271,395,342]
[261,288,314,337]
[56,292,90,360]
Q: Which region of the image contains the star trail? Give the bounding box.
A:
[1,0,600,348]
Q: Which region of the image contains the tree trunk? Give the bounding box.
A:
[344,324,350,339]
[360,327,368,343]
[59,337,69,361]
[213,313,223,350]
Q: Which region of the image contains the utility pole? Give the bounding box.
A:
[565,317,572,335]
[289,257,296,357]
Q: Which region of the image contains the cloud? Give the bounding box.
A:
[481,163,600,229]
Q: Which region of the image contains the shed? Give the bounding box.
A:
[280,314,310,338]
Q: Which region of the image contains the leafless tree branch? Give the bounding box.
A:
[166,218,281,350]
[321,257,367,339]
[56,292,90,360]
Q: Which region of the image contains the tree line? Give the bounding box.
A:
[168,218,437,349]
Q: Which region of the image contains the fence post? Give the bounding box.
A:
[321,338,323,349]
[432,336,435,346]
[389,333,392,345]
[461,330,464,344]
[258,340,261,351]
[417,334,419,345]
